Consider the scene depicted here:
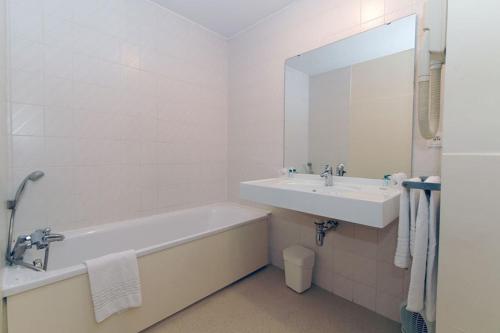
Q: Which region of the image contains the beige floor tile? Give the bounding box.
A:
[143,266,400,333]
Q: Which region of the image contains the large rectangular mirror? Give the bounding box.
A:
[284,15,416,179]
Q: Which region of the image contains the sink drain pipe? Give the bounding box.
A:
[314,220,339,246]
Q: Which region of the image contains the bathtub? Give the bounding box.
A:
[3,202,270,333]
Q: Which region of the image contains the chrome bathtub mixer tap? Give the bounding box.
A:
[6,171,65,271]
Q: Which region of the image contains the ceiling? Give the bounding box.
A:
[151,0,297,39]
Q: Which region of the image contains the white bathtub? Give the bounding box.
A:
[3,202,269,333]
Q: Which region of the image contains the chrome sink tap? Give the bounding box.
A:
[335,163,347,176]
[320,165,334,186]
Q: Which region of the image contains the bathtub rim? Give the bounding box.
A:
[2,202,270,298]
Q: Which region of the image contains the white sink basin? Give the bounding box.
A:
[240,174,400,228]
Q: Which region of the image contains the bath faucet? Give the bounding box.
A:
[30,228,64,248]
[320,165,334,186]
[9,227,65,271]
[6,170,44,266]
[11,234,32,263]
[335,163,346,176]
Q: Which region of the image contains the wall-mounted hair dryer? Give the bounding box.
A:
[418,0,447,139]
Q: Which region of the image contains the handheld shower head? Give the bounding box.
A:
[9,170,45,210]
[27,170,44,181]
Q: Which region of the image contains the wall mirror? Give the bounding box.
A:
[284,15,416,179]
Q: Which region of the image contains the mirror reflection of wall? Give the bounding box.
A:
[284,15,416,179]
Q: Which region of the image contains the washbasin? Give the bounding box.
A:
[240,174,400,228]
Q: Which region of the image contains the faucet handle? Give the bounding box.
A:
[30,228,50,249]
[10,234,32,261]
[322,164,333,174]
[23,235,32,247]
[335,163,346,176]
[15,234,32,245]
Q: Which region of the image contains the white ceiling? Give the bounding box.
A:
[151,0,297,39]
[287,15,416,76]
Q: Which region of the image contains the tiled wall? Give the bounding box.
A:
[227,0,437,322]
[0,0,6,262]
[437,1,500,332]
[269,209,409,322]
[6,0,228,234]
[1,0,7,328]
[2,0,444,324]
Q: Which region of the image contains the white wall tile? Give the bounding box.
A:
[438,154,500,332]
[442,2,500,153]
[10,103,43,136]
[44,45,73,79]
[43,75,73,108]
[8,0,43,42]
[6,0,228,233]
[45,137,74,166]
[437,2,500,331]
[10,69,44,104]
[385,0,414,15]
[11,135,45,168]
[43,0,74,21]
[9,38,44,72]
[44,106,74,137]
[361,0,385,22]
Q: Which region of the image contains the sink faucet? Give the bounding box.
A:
[335,163,347,176]
[9,227,65,271]
[320,165,334,186]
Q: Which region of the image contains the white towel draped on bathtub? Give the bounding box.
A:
[405,176,440,323]
[85,250,142,323]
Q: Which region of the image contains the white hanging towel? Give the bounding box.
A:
[394,176,421,269]
[424,176,440,322]
[409,185,421,257]
[85,250,142,323]
[406,177,441,317]
[406,183,429,313]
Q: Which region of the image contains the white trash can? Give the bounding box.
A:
[283,245,315,293]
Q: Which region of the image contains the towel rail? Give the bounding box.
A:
[401,177,441,192]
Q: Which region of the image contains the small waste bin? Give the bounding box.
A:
[283,245,315,293]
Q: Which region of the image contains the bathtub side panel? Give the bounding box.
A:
[6,218,269,333]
